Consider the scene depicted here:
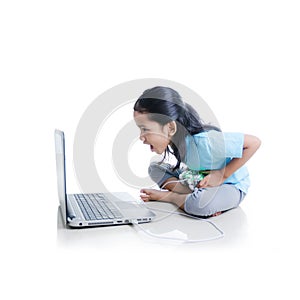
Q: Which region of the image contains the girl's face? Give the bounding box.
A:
[133,111,173,154]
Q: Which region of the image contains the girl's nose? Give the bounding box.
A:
[139,134,146,142]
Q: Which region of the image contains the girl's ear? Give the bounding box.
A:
[168,121,177,137]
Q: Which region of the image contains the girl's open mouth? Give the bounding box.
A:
[150,145,154,151]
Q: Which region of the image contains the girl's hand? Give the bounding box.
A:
[197,169,225,188]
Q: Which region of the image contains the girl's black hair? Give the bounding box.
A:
[133,86,220,169]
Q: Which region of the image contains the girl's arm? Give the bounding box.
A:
[199,134,261,188]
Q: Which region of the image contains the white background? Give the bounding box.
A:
[1,1,299,299]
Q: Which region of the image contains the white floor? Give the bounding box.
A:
[55,185,299,299]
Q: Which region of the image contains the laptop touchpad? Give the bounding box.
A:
[115,201,139,209]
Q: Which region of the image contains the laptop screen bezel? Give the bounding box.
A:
[54,129,68,225]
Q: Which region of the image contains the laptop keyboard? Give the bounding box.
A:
[74,193,123,221]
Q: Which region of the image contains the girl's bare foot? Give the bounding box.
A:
[140,188,188,210]
[140,188,171,202]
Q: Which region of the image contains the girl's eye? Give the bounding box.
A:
[141,128,149,132]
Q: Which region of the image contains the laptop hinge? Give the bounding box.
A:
[66,198,76,220]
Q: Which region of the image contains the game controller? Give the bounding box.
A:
[179,169,210,190]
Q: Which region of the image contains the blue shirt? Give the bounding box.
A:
[184,131,250,193]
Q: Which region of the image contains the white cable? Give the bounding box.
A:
[131,207,225,243]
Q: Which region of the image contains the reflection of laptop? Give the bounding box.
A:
[55,129,155,228]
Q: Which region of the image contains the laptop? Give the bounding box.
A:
[55,129,155,228]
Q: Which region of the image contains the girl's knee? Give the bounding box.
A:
[148,162,179,186]
[148,162,166,184]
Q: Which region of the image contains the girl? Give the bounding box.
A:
[133,86,261,217]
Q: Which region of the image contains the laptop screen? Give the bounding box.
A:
[54,130,67,225]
